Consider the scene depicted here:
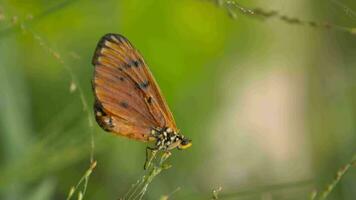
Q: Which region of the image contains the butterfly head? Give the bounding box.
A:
[177,135,192,150]
[152,127,192,151]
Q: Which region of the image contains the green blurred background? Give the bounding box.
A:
[0,0,355,199]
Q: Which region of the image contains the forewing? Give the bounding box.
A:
[92,33,177,140]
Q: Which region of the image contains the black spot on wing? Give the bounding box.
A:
[136,58,144,67]
[120,101,129,108]
[94,100,114,132]
[136,80,150,89]
[147,96,153,104]
[123,63,132,68]
[94,100,106,115]
[133,60,139,67]
[123,59,144,69]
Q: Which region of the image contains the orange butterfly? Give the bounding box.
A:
[92,33,192,153]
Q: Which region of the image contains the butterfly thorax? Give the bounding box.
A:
[151,127,192,151]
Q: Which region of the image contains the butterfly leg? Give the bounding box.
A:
[162,151,171,158]
[144,146,157,170]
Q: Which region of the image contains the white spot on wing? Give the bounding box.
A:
[111,35,119,42]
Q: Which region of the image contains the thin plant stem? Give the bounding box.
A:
[0,0,82,38]
[311,154,356,200]
[124,151,158,200]
[66,161,97,200]
[123,177,145,200]
[11,15,96,200]
[159,187,181,200]
[211,0,356,36]
[119,151,172,200]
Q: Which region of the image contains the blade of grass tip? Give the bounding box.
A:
[226,6,238,19]
[318,156,356,200]
[350,28,356,35]
[67,187,76,200]
[139,168,163,199]
[126,176,146,200]
[66,161,97,200]
[122,178,143,200]
[127,169,158,199]
[124,151,158,200]
[127,153,169,200]
[331,25,356,35]
[77,192,83,200]
[135,173,157,200]
[122,176,145,200]
[310,189,318,200]
[82,161,97,192]
[133,153,172,200]
[159,152,172,166]
[135,178,151,200]
[81,173,90,196]
[159,187,181,200]
[146,150,158,169]
[89,127,95,163]
[121,151,173,200]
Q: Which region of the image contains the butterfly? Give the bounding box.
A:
[92,33,192,153]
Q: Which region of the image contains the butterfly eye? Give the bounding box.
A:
[178,138,192,150]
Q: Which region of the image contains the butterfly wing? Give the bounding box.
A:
[92,33,177,141]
